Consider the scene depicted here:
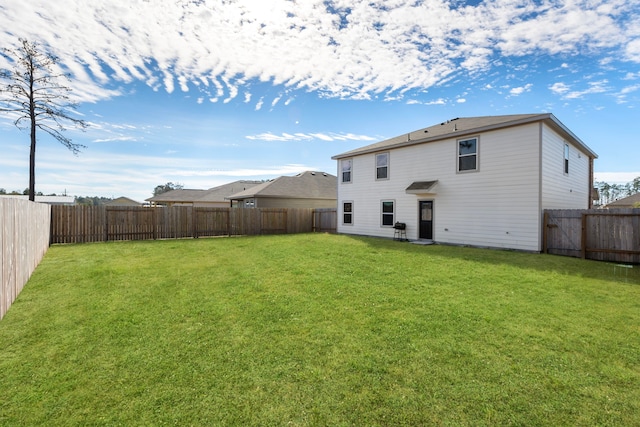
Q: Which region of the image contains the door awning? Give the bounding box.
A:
[406,180,438,195]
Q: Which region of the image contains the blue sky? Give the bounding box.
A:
[1,0,639,202]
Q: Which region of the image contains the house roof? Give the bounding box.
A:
[145,180,263,203]
[146,189,206,203]
[105,196,142,206]
[227,171,337,200]
[195,180,263,202]
[0,194,75,205]
[332,114,598,160]
[406,180,438,194]
[605,192,640,208]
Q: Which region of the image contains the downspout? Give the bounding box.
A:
[588,157,594,209]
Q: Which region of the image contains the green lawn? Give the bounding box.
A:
[1,234,639,426]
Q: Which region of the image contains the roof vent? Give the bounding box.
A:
[311,171,316,175]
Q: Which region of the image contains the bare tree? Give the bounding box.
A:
[0,39,87,201]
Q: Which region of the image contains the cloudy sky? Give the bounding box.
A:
[1,0,639,202]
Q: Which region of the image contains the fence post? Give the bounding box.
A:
[581,213,587,259]
[192,207,197,239]
[542,211,548,254]
[104,207,109,242]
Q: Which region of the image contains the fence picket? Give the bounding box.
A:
[544,208,640,263]
[1,199,50,319]
[49,206,335,244]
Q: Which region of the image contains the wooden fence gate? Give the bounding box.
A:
[543,208,640,263]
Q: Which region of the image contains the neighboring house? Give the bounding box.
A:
[105,196,142,206]
[227,171,337,209]
[0,194,75,205]
[146,189,207,207]
[146,181,262,207]
[192,180,263,207]
[604,192,640,209]
[331,113,598,252]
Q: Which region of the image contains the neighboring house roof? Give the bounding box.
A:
[194,180,263,203]
[604,192,640,208]
[105,196,142,206]
[145,180,263,204]
[227,171,337,200]
[332,113,598,159]
[0,194,75,205]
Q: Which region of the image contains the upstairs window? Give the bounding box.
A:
[564,144,570,174]
[381,200,395,227]
[343,201,353,225]
[341,159,352,183]
[458,137,478,172]
[376,152,389,180]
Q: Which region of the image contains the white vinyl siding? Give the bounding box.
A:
[541,124,590,210]
[336,124,543,251]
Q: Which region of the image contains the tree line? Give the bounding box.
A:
[0,181,184,205]
[593,176,640,206]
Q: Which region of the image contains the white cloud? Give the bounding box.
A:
[0,0,635,103]
[245,132,376,142]
[564,80,609,99]
[625,39,640,62]
[509,83,533,96]
[93,136,138,143]
[549,82,571,95]
[594,172,640,184]
[549,80,610,99]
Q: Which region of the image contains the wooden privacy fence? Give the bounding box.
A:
[1,199,51,319]
[51,206,337,244]
[313,208,337,233]
[543,208,640,263]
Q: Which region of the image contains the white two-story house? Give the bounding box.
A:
[331,113,598,252]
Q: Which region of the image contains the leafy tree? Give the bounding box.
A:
[594,176,640,206]
[0,39,87,201]
[153,182,184,196]
[75,196,114,206]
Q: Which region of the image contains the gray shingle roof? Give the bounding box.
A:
[146,189,206,203]
[227,171,336,200]
[146,181,263,203]
[605,192,640,208]
[196,181,263,202]
[332,113,597,159]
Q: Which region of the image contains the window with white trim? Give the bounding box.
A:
[343,201,353,225]
[458,137,478,172]
[341,159,352,183]
[376,152,389,180]
[381,200,395,227]
[564,144,569,174]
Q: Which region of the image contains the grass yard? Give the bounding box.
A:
[1,233,639,426]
